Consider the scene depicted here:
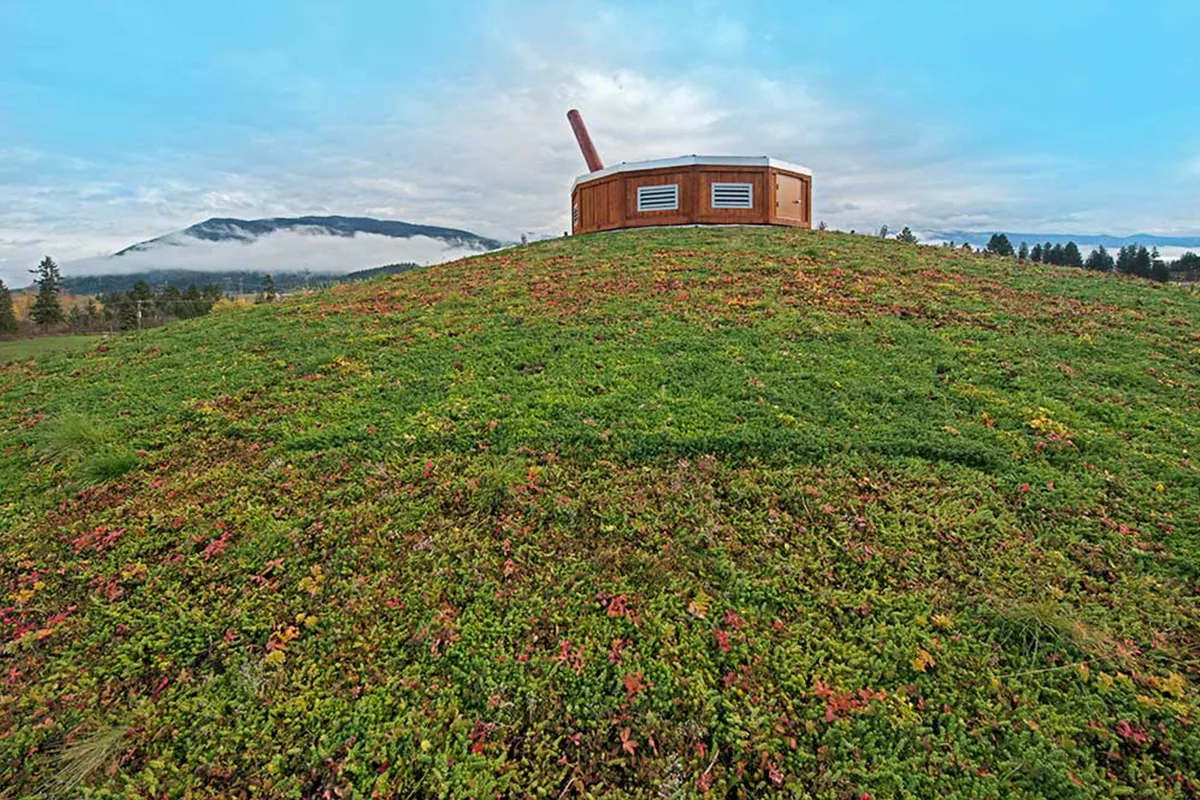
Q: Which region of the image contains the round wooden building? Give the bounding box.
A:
[566,111,813,236]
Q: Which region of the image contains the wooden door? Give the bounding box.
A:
[775,174,804,221]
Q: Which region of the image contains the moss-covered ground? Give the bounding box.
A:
[3,227,1200,797]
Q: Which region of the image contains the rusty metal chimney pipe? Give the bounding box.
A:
[567,109,604,173]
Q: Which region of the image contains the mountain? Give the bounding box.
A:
[55,215,505,288]
[5,227,1200,796]
[930,229,1200,250]
[114,215,502,256]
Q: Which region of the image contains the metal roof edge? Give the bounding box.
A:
[572,155,813,190]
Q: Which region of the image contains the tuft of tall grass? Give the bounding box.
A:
[987,599,1124,667]
[81,448,139,483]
[41,413,111,459]
[40,412,138,485]
[48,723,128,793]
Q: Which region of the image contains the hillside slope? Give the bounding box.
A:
[2,228,1199,798]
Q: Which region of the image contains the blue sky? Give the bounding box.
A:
[2,0,1198,283]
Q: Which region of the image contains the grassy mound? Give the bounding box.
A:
[2,227,1199,798]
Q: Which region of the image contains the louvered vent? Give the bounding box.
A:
[573,203,579,225]
[636,184,679,212]
[711,182,753,209]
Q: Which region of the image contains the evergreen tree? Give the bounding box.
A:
[1115,245,1136,275]
[1030,243,1043,263]
[1084,245,1115,272]
[1049,244,1065,265]
[179,284,200,318]
[1150,247,1166,280]
[0,279,17,335]
[157,285,183,317]
[986,233,1015,257]
[29,256,65,326]
[84,298,101,328]
[1133,246,1153,279]
[262,274,277,302]
[1174,252,1200,281]
[119,280,153,330]
[1062,241,1083,267]
[1018,242,1029,261]
[895,227,918,244]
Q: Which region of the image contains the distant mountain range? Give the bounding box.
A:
[113,215,502,256]
[929,230,1200,250]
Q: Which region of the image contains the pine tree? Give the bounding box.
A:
[1049,244,1065,265]
[29,256,65,326]
[895,227,918,244]
[1018,242,1029,261]
[1084,246,1115,272]
[182,284,203,318]
[84,298,101,328]
[156,285,182,318]
[1030,243,1043,263]
[1150,247,1167,281]
[0,279,17,335]
[1062,241,1083,267]
[1133,246,1152,279]
[120,280,153,330]
[986,233,1015,257]
[262,274,277,302]
[1115,245,1136,275]
[1175,252,1200,281]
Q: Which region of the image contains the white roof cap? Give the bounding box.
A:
[572,155,812,190]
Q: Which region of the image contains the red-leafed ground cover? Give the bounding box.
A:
[2,227,1200,797]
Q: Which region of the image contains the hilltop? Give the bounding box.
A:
[2,227,1199,797]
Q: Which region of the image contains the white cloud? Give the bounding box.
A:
[62,230,486,280]
[2,1,1196,290]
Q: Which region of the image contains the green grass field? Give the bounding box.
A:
[0,334,109,363]
[2,227,1199,798]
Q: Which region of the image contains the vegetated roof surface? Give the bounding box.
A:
[2,227,1199,798]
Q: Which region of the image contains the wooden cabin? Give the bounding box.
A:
[566,111,813,236]
[570,156,812,236]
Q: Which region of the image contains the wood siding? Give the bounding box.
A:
[572,164,811,235]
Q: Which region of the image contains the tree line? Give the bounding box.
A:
[819,223,1199,283]
[0,257,245,337]
[980,234,1193,282]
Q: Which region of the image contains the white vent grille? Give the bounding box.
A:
[636,184,679,212]
[711,182,753,209]
[573,203,579,225]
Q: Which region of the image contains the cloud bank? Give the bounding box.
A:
[62,230,489,282]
